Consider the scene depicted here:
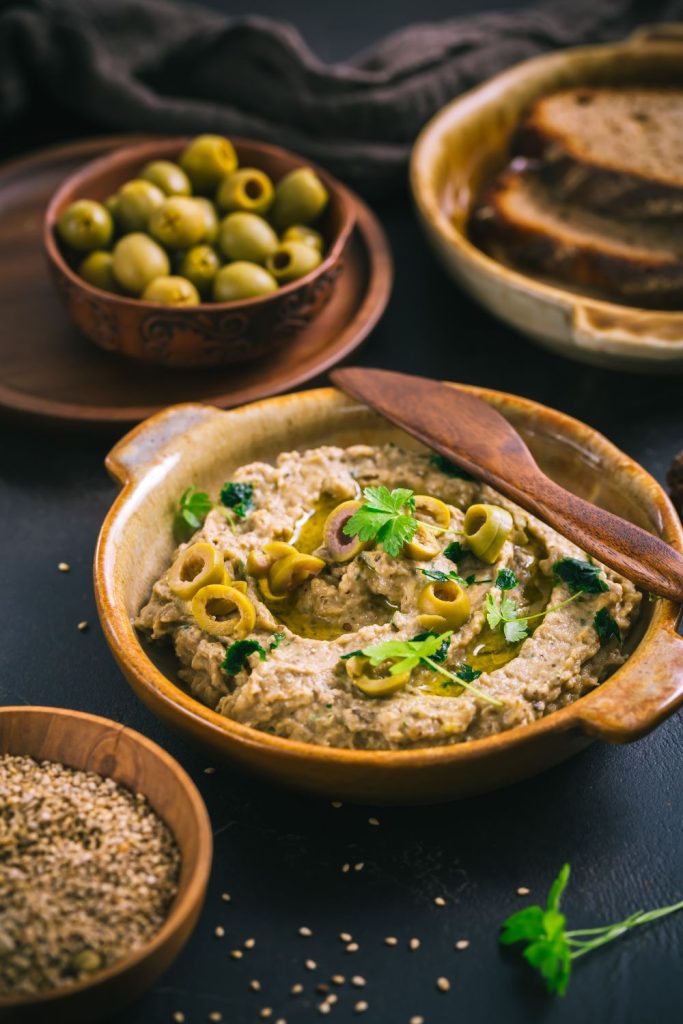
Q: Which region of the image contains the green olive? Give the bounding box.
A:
[323,501,366,561]
[105,194,120,222]
[142,275,200,306]
[168,542,226,599]
[78,251,119,292]
[270,167,329,229]
[268,552,325,595]
[266,240,322,282]
[463,504,514,563]
[179,245,221,297]
[112,233,170,295]
[417,580,470,631]
[140,160,192,196]
[216,168,274,215]
[218,212,278,264]
[57,199,113,252]
[213,262,278,302]
[194,197,219,243]
[282,224,324,252]
[345,655,411,698]
[149,197,207,249]
[115,179,165,232]
[180,134,238,193]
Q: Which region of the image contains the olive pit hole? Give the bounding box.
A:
[180,555,205,581]
[205,597,237,621]
[466,511,486,533]
[272,251,292,269]
[245,179,263,199]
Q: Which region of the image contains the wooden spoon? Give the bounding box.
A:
[330,367,683,602]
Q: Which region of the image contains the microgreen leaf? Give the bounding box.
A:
[220,481,254,518]
[343,486,418,557]
[174,485,213,540]
[553,558,608,595]
[221,638,267,675]
[486,592,529,642]
[594,608,621,645]
[495,568,519,591]
[429,454,474,480]
[444,541,466,563]
[421,568,489,587]
[269,632,286,651]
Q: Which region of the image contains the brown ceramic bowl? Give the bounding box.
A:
[410,26,683,371]
[0,706,212,1023]
[44,138,356,368]
[94,387,683,805]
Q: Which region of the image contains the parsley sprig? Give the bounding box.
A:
[174,486,214,540]
[421,568,492,588]
[501,863,683,996]
[342,631,502,706]
[222,632,285,675]
[220,481,254,519]
[343,486,419,557]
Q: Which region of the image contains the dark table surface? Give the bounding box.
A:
[1,2,682,1023]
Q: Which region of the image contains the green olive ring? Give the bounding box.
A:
[463,503,514,563]
[268,551,326,595]
[191,584,256,638]
[345,655,412,698]
[417,580,471,631]
[216,168,274,215]
[168,542,226,599]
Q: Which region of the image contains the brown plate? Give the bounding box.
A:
[0,136,392,430]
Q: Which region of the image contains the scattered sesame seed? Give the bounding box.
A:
[316,983,330,995]
[305,959,317,971]
[368,817,380,826]
[318,1005,331,1016]
[214,926,225,938]
[342,863,350,873]
[354,1001,369,1013]
[410,1017,425,1024]
[221,892,231,902]
[434,897,446,907]
[354,862,364,872]
[58,562,70,572]
[291,983,304,995]
[327,994,338,1005]
[331,974,345,985]
[331,801,343,808]
[244,938,256,949]
[351,976,366,987]
[260,1009,273,1019]
[455,939,470,950]
[250,980,262,992]
[209,1014,222,1023]
[203,766,216,775]
[517,886,531,896]
[340,932,353,942]
[436,977,451,993]
[173,1014,185,1023]
[409,938,420,951]
[346,942,359,953]
[230,949,243,960]
[275,1019,286,1024]
[299,926,313,937]
[77,621,89,631]
[384,936,398,946]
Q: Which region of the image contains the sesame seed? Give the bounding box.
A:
[58,562,70,572]
[384,936,398,946]
[214,926,225,938]
[331,801,343,808]
[351,975,366,987]
[250,980,261,991]
[368,817,380,826]
[230,949,243,960]
[244,937,256,949]
[203,767,216,775]
[77,621,89,631]
[354,862,364,872]
[339,932,352,942]
[316,983,330,994]
[331,974,345,985]
[409,938,420,951]
[260,1009,272,1020]
[275,1020,286,1024]
[354,1001,369,1013]
[291,983,304,995]
[299,926,313,937]
[305,959,317,971]
[209,1014,222,1023]
[342,863,350,873]
[221,892,231,902]
[173,1014,185,1023]
[346,942,359,953]
[327,994,338,1005]
[517,886,531,896]
[455,939,470,950]
[437,977,451,992]
[318,1004,331,1015]
[410,1017,425,1024]
[434,897,446,907]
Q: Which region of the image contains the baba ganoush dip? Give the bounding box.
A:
[136,444,640,750]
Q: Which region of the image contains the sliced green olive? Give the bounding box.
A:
[247,542,298,580]
[268,552,325,595]
[323,500,367,562]
[168,542,225,599]
[414,495,451,529]
[191,584,256,638]
[404,521,442,560]
[345,655,411,697]
[463,503,513,563]
[417,580,470,630]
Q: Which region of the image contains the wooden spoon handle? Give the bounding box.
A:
[527,476,683,602]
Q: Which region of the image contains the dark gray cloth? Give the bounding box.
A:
[1,0,681,192]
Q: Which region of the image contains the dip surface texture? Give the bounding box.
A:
[137,445,640,750]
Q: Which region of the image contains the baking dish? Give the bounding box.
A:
[95,387,683,803]
[410,26,683,371]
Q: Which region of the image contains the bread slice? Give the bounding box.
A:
[470,167,683,307]
[515,88,683,218]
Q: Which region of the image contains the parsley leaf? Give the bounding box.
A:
[553,558,608,595]
[486,592,530,642]
[410,631,450,663]
[220,481,254,519]
[343,486,418,557]
[174,485,213,540]
[269,632,286,651]
[221,639,267,675]
[429,454,474,480]
[594,608,621,645]
[421,568,489,587]
[495,568,519,591]
[504,618,530,643]
[455,663,482,683]
[444,541,466,563]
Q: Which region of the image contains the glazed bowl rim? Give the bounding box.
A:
[44,135,356,313]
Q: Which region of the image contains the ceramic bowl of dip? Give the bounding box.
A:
[94,386,683,804]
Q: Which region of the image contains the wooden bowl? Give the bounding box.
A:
[410,26,683,371]
[44,138,356,368]
[93,387,683,805]
[0,706,212,1023]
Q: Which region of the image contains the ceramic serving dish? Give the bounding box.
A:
[410,26,683,371]
[44,138,355,368]
[0,706,212,1024]
[95,386,683,805]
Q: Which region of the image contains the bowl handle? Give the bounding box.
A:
[575,620,683,743]
[572,304,683,361]
[106,403,223,486]
[626,23,683,46]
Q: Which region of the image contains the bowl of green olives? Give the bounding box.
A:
[44,135,356,367]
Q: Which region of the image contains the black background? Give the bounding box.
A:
[1,2,682,1023]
